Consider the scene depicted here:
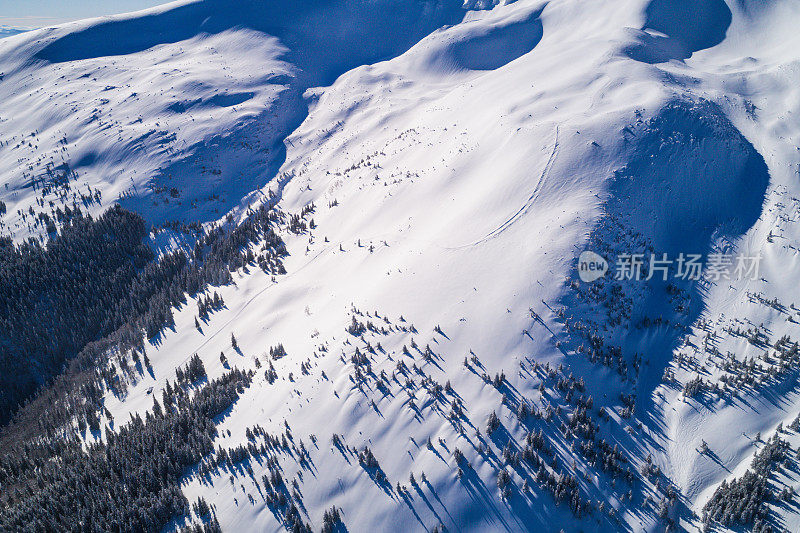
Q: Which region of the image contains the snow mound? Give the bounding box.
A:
[625,0,732,63]
[608,98,768,255]
[427,6,543,71]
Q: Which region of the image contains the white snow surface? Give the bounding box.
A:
[3,0,800,531]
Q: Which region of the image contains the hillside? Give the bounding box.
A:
[2,0,800,532]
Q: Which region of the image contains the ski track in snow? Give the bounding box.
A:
[446,125,559,250]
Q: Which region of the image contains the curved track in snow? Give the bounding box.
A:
[446,125,559,250]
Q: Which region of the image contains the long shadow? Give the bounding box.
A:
[411,481,444,525]
[422,478,457,526]
[456,463,513,531]
[703,449,732,473]
[398,488,428,530]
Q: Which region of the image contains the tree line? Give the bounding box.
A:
[0,201,285,427]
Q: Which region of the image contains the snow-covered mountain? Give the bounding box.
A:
[0,27,27,39]
[2,0,800,532]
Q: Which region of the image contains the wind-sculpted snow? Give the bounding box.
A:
[625,0,732,63]
[431,6,544,71]
[643,0,732,52]
[609,98,768,255]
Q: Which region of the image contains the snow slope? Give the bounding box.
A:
[0,0,467,241]
[4,0,800,531]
